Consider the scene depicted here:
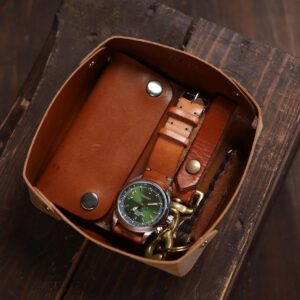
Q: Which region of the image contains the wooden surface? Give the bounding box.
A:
[231,148,300,299]
[0,0,299,299]
[0,0,61,154]
[164,0,300,57]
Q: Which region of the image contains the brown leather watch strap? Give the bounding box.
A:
[143,97,205,189]
[113,96,205,243]
[173,96,236,202]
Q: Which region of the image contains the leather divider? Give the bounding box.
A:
[174,96,237,197]
[35,52,174,221]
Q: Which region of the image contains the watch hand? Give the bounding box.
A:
[141,207,154,223]
[132,206,138,211]
[132,189,143,204]
[147,203,159,206]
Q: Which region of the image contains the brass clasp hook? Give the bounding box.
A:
[144,208,180,259]
[144,191,204,260]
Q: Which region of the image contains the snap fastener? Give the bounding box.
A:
[44,205,50,212]
[88,60,96,68]
[186,159,201,174]
[80,192,99,211]
[201,240,208,247]
[146,80,163,97]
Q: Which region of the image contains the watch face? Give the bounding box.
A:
[117,180,169,231]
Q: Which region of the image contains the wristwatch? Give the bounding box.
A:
[112,93,205,243]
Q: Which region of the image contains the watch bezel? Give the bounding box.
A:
[116,180,170,233]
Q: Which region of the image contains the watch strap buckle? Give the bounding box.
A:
[181,91,200,104]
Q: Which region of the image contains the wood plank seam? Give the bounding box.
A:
[0,16,58,157]
[181,18,198,51]
[225,130,300,300]
[54,239,89,300]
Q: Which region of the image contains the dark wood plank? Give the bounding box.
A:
[230,146,300,299]
[62,13,300,300]
[161,0,300,57]
[0,1,192,299]
[0,0,61,142]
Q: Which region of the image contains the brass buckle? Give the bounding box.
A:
[181,91,200,104]
[144,191,204,260]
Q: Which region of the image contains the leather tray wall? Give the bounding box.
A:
[23,36,263,277]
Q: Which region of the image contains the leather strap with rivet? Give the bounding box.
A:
[172,96,236,203]
[142,96,205,188]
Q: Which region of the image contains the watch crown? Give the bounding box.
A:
[166,215,174,225]
[154,226,163,234]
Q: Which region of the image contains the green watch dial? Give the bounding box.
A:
[117,181,168,228]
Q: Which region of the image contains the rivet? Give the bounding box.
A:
[45,205,51,212]
[233,91,240,96]
[146,80,163,97]
[166,215,174,224]
[80,192,99,211]
[201,240,208,247]
[186,159,201,174]
[89,60,96,68]
[155,226,163,234]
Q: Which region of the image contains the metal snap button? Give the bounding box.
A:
[146,80,163,97]
[186,160,201,174]
[80,192,99,211]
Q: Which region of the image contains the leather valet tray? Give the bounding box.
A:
[23,36,262,277]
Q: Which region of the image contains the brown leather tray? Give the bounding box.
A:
[23,36,262,276]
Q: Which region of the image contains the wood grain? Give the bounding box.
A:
[1,1,300,299]
[230,146,300,299]
[162,0,300,57]
[0,0,61,134]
